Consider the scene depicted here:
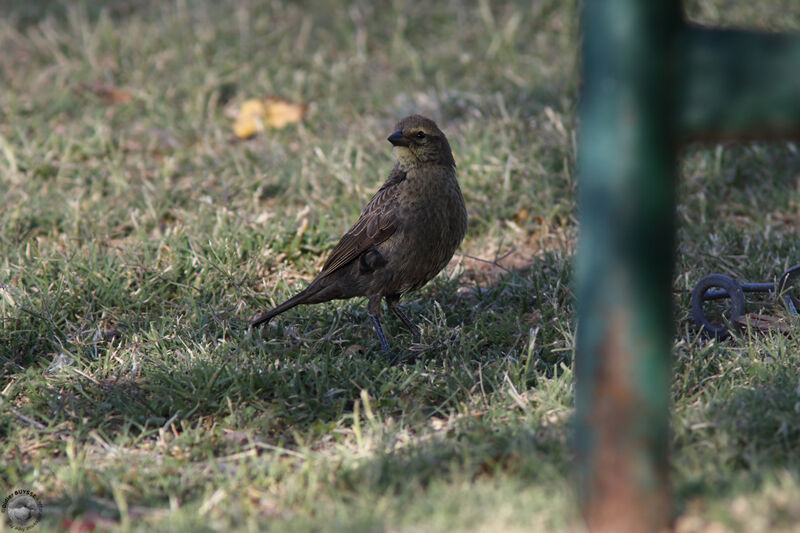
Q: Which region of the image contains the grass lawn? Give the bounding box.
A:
[2,1,800,531]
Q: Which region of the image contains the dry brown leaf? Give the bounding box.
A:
[79,82,132,104]
[733,312,792,334]
[511,207,530,224]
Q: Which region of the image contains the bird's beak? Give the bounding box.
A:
[387,130,409,147]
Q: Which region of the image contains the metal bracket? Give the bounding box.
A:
[690,264,800,338]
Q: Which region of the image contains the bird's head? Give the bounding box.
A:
[387,115,455,168]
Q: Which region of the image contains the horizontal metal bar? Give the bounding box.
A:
[678,26,800,142]
[703,282,774,301]
[741,282,775,293]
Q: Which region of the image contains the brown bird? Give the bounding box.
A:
[251,115,467,357]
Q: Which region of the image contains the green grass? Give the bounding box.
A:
[1,1,800,531]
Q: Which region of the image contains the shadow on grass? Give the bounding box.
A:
[6,248,572,438]
[334,411,572,495]
[4,250,577,529]
[37,392,575,530]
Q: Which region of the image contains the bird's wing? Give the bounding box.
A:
[320,167,407,275]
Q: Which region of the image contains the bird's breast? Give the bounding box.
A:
[380,169,466,293]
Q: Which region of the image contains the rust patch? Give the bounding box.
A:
[584,309,672,533]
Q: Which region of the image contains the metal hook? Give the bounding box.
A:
[690,264,800,339]
[690,274,746,339]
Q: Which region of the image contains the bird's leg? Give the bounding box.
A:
[367,295,393,355]
[368,313,392,353]
[386,296,421,343]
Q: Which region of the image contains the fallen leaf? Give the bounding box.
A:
[79,82,132,104]
[733,312,792,334]
[232,97,306,138]
[233,99,267,139]
[511,207,530,224]
[263,97,306,128]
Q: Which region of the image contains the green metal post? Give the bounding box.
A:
[576,2,800,532]
[576,2,681,530]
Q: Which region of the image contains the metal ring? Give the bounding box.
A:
[775,264,800,315]
[690,274,746,339]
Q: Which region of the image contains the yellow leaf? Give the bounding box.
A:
[232,97,306,138]
[233,99,266,139]
[263,97,306,129]
[233,97,307,139]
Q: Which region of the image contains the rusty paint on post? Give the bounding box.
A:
[583,311,671,532]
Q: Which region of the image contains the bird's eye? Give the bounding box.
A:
[416,131,426,139]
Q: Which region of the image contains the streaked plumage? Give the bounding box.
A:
[251,115,467,358]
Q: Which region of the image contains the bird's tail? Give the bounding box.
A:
[250,285,317,329]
